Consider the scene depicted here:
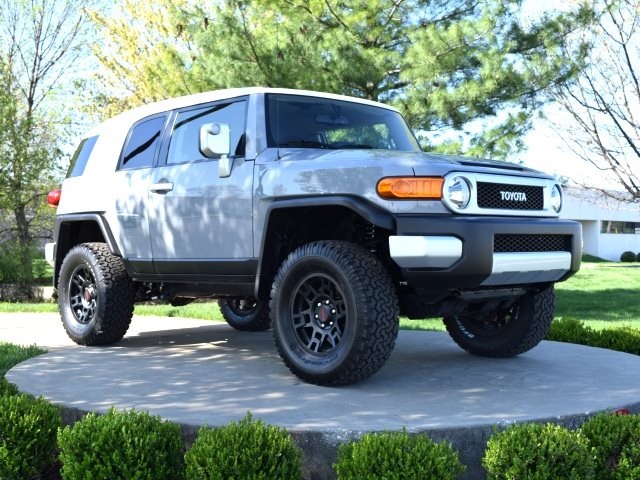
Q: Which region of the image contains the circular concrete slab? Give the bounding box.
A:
[4,314,640,479]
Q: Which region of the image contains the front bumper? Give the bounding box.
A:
[389,215,582,293]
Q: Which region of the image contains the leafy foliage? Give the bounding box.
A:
[334,429,465,480]
[547,317,640,356]
[0,342,45,377]
[582,413,640,480]
[184,413,301,480]
[483,422,595,479]
[0,0,86,295]
[0,393,62,480]
[0,378,18,397]
[58,408,185,480]
[621,251,637,262]
[89,0,593,159]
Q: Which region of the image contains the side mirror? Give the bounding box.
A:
[199,123,233,177]
[200,123,231,157]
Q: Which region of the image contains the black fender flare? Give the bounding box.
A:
[254,195,395,298]
[53,213,122,284]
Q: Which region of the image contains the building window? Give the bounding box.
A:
[600,221,640,234]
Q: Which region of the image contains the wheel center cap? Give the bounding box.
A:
[314,300,336,329]
[84,287,94,304]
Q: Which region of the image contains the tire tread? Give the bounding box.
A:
[58,242,134,346]
[270,241,399,386]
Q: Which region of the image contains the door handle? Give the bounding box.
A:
[150,182,174,193]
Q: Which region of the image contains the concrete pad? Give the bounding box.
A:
[4,313,640,479]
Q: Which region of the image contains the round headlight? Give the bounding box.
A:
[447,176,471,209]
[550,184,562,213]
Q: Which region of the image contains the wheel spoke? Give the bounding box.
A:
[297,282,319,307]
[292,310,312,328]
[328,324,342,346]
[307,330,324,352]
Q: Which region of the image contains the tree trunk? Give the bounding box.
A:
[13,205,34,299]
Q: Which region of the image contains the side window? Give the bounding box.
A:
[67,135,98,178]
[166,100,246,165]
[120,116,165,170]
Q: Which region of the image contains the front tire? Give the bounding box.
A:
[270,241,399,386]
[443,286,555,357]
[57,243,135,346]
[218,297,270,331]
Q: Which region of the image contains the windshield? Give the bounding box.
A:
[266,94,421,152]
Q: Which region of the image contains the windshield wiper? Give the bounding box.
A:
[330,142,376,149]
[278,140,333,149]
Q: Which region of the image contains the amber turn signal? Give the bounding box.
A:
[377,177,444,199]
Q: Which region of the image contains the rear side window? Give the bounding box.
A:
[120,116,166,170]
[66,135,98,178]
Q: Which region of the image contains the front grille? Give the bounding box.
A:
[494,234,572,253]
[477,183,544,210]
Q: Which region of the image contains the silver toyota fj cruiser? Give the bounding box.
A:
[46,87,582,385]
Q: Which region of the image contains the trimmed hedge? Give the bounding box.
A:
[547,317,640,356]
[0,378,18,397]
[185,413,301,480]
[58,408,184,480]
[0,393,62,480]
[581,412,640,479]
[482,422,595,479]
[334,429,465,479]
[620,251,637,262]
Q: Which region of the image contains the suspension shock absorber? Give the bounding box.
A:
[364,222,377,255]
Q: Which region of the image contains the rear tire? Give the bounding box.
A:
[218,297,270,331]
[57,243,135,346]
[443,286,555,357]
[270,241,399,386]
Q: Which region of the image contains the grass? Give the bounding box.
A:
[1,260,639,332]
[554,262,640,329]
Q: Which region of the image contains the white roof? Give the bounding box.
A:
[85,87,398,138]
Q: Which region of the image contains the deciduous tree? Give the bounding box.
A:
[0,0,87,294]
[553,0,639,201]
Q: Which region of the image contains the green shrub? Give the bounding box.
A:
[185,413,301,480]
[0,342,46,377]
[482,422,595,479]
[581,412,640,479]
[546,319,640,356]
[0,393,62,480]
[547,317,595,345]
[334,429,465,480]
[0,241,40,285]
[620,251,637,262]
[58,408,184,480]
[595,327,640,356]
[0,378,18,397]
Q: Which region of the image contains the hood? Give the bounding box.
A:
[277,148,551,179]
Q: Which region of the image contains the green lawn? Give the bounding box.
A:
[1,261,639,332]
[554,263,640,328]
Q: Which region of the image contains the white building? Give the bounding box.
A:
[561,187,640,261]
